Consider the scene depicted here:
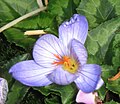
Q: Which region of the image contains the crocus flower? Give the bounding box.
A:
[0,78,8,104]
[9,14,103,93]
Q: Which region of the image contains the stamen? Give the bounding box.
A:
[52,54,64,65]
[54,54,61,60]
[52,54,78,73]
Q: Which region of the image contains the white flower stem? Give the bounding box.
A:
[0,6,47,33]
[37,0,44,8]
[45,0,48,6]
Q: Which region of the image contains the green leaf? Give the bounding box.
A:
[33,87,61,104]
[0,0,18,23]
[77,0,120,28]
[106,78,120,95]
[101,65,120,95]
[45,83,77,104]
[104,100,119,104]
[14,12,55,30]
[6,81,29,104]
[101,65,116,83]
[3,0,39,16]
[0,0,39,25]
[45,96,61,104]
[112,33,120,69]
[48,0,79,24]
[86,17,120,64]
[34,87,51,96]
[3,28,36,49]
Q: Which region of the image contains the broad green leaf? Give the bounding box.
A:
[112,48,120,69]
[34,87,52,96]
[77,0,120,28]
[33,87,61,104]
[46,83,77,104]
[112,33,120,69]
[86,17,120,64]
[6,81,29,104]
[101,65,120,95]
[0,53,29,82]
[3,28,36,49]
[0,0,39,25]
[0,0,18,23]
[101,65,116,83]
[87,53,103,64]
[104,100,119,104]
[48,0,79,25]
[106,78,120,94]
[45,96,61,104]
[14,12,55,30]
[3,0,39,16]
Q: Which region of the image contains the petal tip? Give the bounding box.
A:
[73,14,87,21]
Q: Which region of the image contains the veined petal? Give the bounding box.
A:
[74,64,101,93]
[9,60,53,86]
[47,66,78,85]
[33,34,66,68]
[95,78,104,90]
[70,39,87,65]
[59,14,88,47]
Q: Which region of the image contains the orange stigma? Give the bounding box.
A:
[52,54,78,73]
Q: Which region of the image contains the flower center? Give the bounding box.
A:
[52,54,78,73]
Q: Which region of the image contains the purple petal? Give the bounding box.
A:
[74,64,101,93]
[9,60,53,86]
[70,39,87,65]
[95,78,104,90]
[47,66,78,85]
[33,34,66,68]
[59,14,88,47]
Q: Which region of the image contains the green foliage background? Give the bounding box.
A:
[0,0,120,103]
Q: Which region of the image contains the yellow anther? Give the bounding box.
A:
[63,57,78,73]
[52,55,78,73]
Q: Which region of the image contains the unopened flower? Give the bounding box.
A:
[9,14,103,93]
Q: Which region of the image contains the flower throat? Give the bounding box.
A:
[52,54,78,73]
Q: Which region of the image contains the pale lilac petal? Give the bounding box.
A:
[95,78,104,90]
[47,66,78,85]
[9,60,53,86]
[74,64,101,93]
[76,90,97,104]
[59,14,88,47]
[70,39,87,65]
[33,34,66,68]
